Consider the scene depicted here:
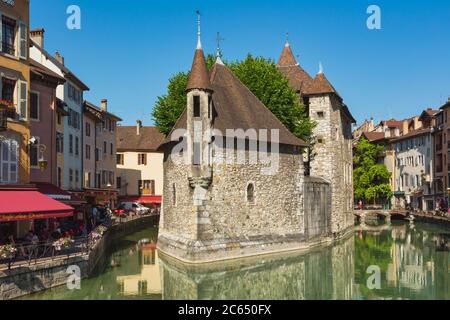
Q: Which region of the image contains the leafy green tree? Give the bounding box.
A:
[152,72,190,136]
[354,137,392,204]
[152,54,315,142]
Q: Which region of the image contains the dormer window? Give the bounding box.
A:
[193,95,201,117]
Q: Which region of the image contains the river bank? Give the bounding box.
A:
[0,215,159,300]
[21,220,450,300]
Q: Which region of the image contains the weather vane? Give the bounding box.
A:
[216,32,225,59]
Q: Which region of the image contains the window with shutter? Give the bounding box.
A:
[0,138,18,183]
[18,80,28,120]
[18,22,27,59]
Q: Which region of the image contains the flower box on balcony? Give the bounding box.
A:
[0,101,15,131]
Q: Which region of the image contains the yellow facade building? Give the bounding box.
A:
[0,0,31,185]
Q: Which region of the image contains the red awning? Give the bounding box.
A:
[0,190,74,222]
[120,196,162,204]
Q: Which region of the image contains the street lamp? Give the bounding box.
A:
[38,145,48,171]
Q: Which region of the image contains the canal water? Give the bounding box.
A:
[22,221,449,300]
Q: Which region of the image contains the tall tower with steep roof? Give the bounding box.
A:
[186,11,214,188]
[277,38,356,235]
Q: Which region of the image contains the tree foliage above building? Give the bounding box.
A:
[353,137,392,203]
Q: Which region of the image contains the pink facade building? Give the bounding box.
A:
[29,59,65,184]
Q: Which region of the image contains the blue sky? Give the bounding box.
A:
[30,0,450,126]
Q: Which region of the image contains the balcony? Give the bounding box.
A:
[0,104,17,130]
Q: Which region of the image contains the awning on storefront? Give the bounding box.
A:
[33,182,86,205]
[120,196,162,204]
[0,189,74,222]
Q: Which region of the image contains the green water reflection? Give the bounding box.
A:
[22,221,449,300]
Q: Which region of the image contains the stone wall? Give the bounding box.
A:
[308,94,354,235]
[0,256,89,300]
[159,144,307,262]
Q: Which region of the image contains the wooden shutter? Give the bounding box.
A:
[18,21,27,59]
[18,80,28,120]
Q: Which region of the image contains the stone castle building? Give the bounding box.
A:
[277,40,356,234]
[157,21,355,263]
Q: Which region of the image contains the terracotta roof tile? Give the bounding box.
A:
[307,72,338,95]
[117,126,165,152]
[362,131,386,142]
[277,44,315,95]
[162,63,307,147]
[383,120,403,128]
[186,49,212,92]
[277,44,298,67]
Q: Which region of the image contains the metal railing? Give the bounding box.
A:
[0,236,91,270]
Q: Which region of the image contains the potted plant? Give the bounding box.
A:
[0,244,17,270]
[52,237,75,252]
[0,100,15,131]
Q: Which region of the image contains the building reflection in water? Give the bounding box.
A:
[158,236,356,300]
[22,222,448,300]
[357,222,449,300]
[116,243,161,296]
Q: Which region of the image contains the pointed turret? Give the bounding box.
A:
[186,11,212,92]
[276,34,314,96]
[310,63,337,95]
[186,49,212,91]
[277,38,299,67]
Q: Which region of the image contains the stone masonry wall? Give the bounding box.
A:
[159,144,306,261]
[309,94,354,235]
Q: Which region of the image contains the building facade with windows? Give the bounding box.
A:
[116,122,164,206]
[82,100,101,190]
[82,99,121,207]
[30,32,89,192]
[433,99,450,205]
[0,0,75,240]
[392,129,433,210]
[55,98,68,188]
[29,54,65,184]
[0,0,30,186]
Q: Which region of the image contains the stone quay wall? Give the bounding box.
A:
[0,215,158,300]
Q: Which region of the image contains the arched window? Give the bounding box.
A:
[172,183,177,206]
[247,183,255,204]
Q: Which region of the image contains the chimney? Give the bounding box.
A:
[30,28,45,48]
[101,99,108,111]
[55,51,64,65]
[136,120,142,135]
